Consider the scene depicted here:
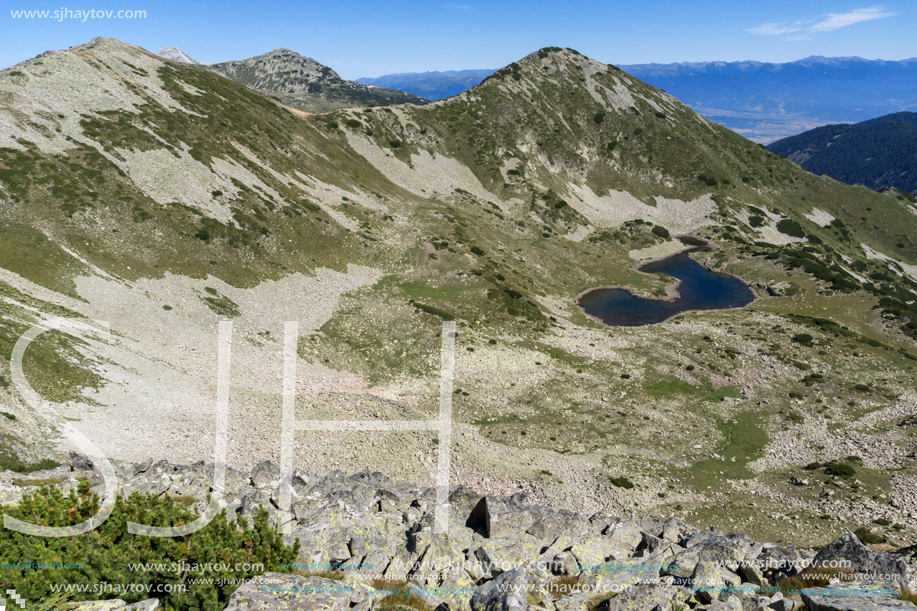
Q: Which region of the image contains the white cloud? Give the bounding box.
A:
[810,6,896,32]
[748,6,896,38]
[748,22,805,36]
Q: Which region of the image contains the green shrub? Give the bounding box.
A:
[0,454,59,474]
[0,483,296,608]
[825,463,856,477]
[853,527,885,544]
[792,333,814,345]
[654,111,666,119]
[651,225,670,239]
[389,140,401,148]
[469,246,485,256]
[748,215,765,228]
[609,476,634,489]
[777,219,806,238]
[345,119,362,128]
[593,112,605,124]
[410,301,455,321]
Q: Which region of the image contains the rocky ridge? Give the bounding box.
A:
[20,454,917,611]
[203,48,429,112]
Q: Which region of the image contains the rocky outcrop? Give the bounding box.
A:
[22,456,917,611]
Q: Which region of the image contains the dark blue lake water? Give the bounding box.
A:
[577,249,755,326]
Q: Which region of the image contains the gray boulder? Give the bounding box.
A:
[250,460,280,489]
[813,533,916,591]
[801,582,917,611]
[597,584,681,611]
[471,567,528,611]
[70,450,94,471]
[223,573,355,610]
[468,497,534,539]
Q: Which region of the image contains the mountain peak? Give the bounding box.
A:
[203,47,428,113]
[210,47,342,81]
[157,46,206,66]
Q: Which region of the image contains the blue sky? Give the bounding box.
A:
[1,1,913,78]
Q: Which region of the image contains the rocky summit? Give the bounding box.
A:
[204,48,429,112]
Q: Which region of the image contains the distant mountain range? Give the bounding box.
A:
[619,56,917,143]
[356,69,496,100]
[159,47,428,113]
[361,56,917,143]
[768,112,917,195]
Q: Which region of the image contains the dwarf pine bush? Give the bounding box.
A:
[0,482,296,610]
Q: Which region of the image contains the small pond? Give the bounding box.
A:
[576,247,755,327]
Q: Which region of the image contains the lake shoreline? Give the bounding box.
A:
[575,236,758,327]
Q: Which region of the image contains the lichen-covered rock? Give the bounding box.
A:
[223,573,355,610]
[597,584,682,611]
[471,567,528,611]
[813,533,916,591]
[67,601,158,610]
[800,582,917,611]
